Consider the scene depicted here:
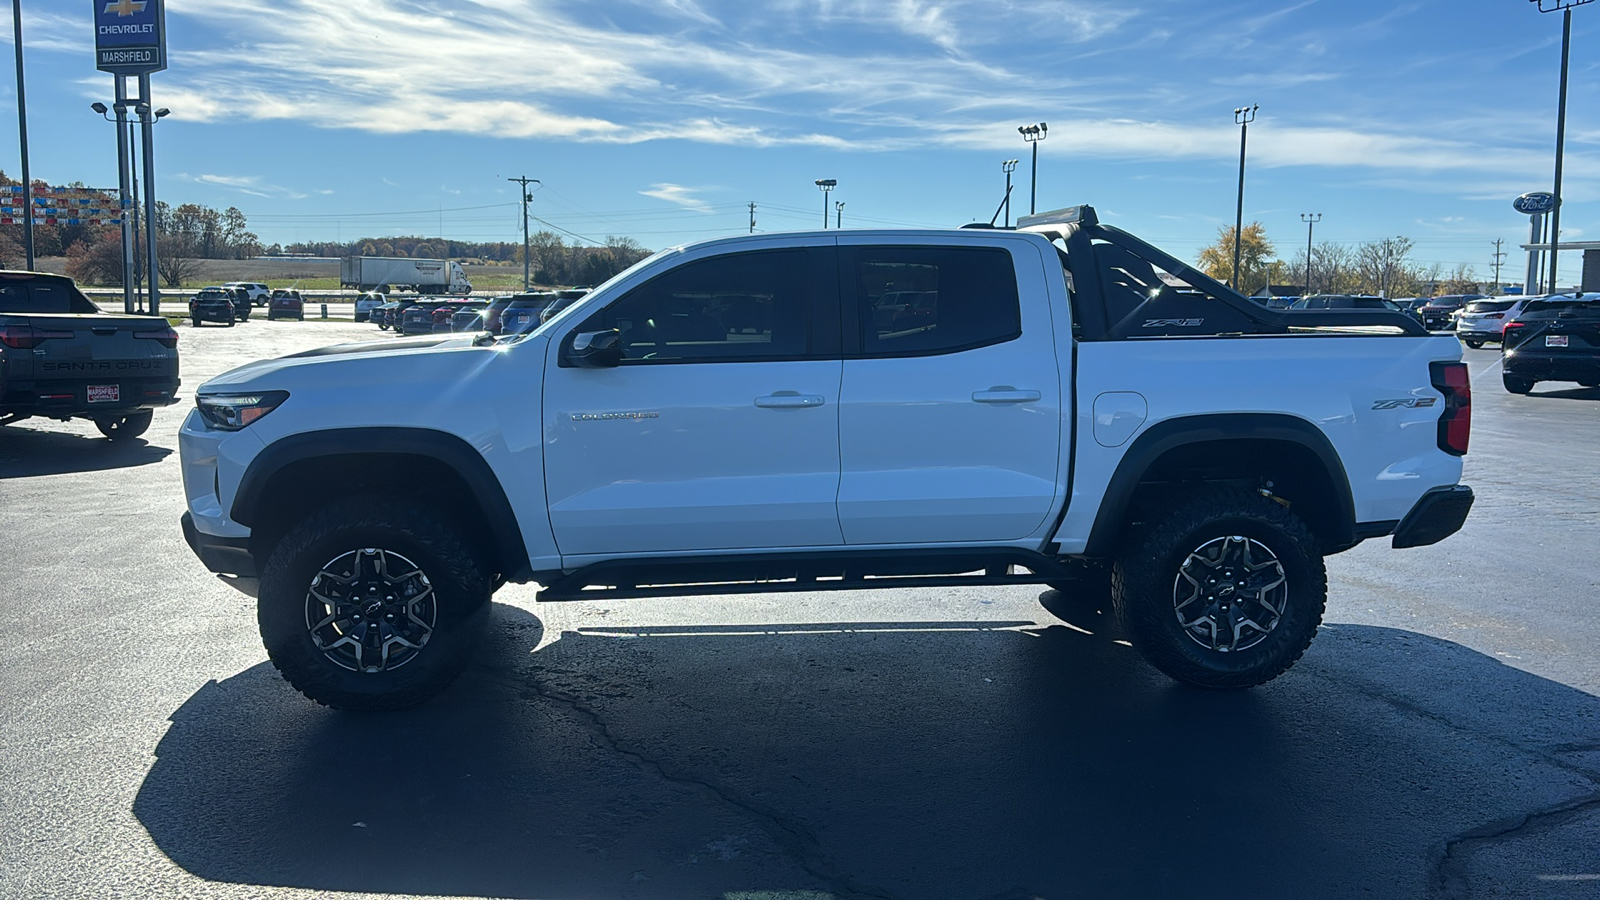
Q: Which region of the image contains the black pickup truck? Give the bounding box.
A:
[0,271,181,440]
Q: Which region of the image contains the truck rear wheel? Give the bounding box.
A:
[94,409,152,441]
[1111,488,1325,689]
[257,497,491,711]
[1503,375,1534,394]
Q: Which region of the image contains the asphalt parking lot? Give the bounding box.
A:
[1,320,1597,900]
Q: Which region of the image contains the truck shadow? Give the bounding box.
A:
[0,423,171,478]
[1526,384,1600,401]
[132,600,1600,900]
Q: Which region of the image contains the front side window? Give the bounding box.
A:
[575,249,813,363]
[854,246,1020,356]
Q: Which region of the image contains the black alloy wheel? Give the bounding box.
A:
[1112,488,1326,688]
[257,497,491,710]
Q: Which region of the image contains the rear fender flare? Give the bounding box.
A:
[1082,413,1356,557]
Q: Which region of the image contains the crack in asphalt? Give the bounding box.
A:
[1310,661,1600,784]
[1432,792,1600,899]
[503,668,898,900]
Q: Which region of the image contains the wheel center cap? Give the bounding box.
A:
[363,598,385,615]
[1218,584,1237,597]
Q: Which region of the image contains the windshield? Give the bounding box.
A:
[1465,300,1516,313]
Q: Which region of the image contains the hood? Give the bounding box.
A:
[199,332,499,393]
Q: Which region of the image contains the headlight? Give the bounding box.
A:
[196,391,289,431]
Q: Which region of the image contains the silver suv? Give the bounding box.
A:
[1456,297,1532,348]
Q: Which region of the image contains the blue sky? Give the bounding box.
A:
[4,0,1599,283]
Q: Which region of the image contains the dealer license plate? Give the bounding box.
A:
[87,384,119,403]
[1546,335,1569,348]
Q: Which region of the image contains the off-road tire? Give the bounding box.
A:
[1503,375,1534,394]
[257,497,491,711]
[94,409,153,441]
[1111,487,1326,689]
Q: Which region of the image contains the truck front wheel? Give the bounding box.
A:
[257,497,491,710]
[1112,488,1326,689]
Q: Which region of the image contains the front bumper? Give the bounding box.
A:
[181,511,257,576]
[1392,485,1474,549]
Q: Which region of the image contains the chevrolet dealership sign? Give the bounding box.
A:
[94,0,166,74]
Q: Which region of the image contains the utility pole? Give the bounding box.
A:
[749,201,756,234]
[1231,104,1258,292]
[1300,213,1321,297]
[815,179,836,228]
[12,0,33,269]
[1491,238,1506,292]
[835,201,844,229]
[508,175,539,291]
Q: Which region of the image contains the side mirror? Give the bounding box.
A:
[566,329,624,368]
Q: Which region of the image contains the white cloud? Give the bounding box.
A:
[184,173,309,200]
[639,183,714,213]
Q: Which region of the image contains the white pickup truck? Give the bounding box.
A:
[179,206,1475,710]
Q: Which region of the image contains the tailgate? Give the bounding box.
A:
[2,313,180,409]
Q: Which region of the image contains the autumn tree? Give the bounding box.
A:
[1197,223,1276,294]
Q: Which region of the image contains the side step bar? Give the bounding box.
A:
[536,547,1090,602]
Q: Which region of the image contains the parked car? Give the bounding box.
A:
[1455,297,1532,348]
[222,282,272,307]
[1419,294,1487,331]
[379,298,419,332]
[1291,294,1402,311]
[399,299,453,336]
[267,289,305,321]
[181,204,1472,710]
[1501,293,1600,392]
[228,288,253,321]
[498,293,559,334]
[449,301,489,332]
[354,291,386,323]
[189,288,238,327]
[0,270,180,440]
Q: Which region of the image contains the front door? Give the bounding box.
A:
[836,238,1064,545]
[542,241,844,557]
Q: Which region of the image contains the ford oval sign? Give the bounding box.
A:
[1514,192,1558,215]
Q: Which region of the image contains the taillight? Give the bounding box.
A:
[135,327,179,348]
[1430,361,1470,456]
[1502,321,1527,348]
[0,325,72,349]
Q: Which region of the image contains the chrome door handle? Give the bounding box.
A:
[972,389,1041,404]
[755,393,826,409]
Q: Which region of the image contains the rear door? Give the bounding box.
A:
[835,237,1063,545]
[542,239,845,556]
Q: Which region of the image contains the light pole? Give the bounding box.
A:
[1530,0,1592,293]
[1231,104,1259,292]
[94,101,167,311]
[135,99,167,313]
[835,201,845,229]
[1018,123,1047,214]
[12,0,33,269]
[1002,159,1018,227]
[508,175,539,290]
[815,179,836,228]
[1300,213,1321,297]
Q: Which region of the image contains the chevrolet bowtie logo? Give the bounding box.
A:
[104,0,148,16]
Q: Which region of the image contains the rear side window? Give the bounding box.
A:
[576,248,817,363]
[0,280,94,313]
[853,246,1020,356]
